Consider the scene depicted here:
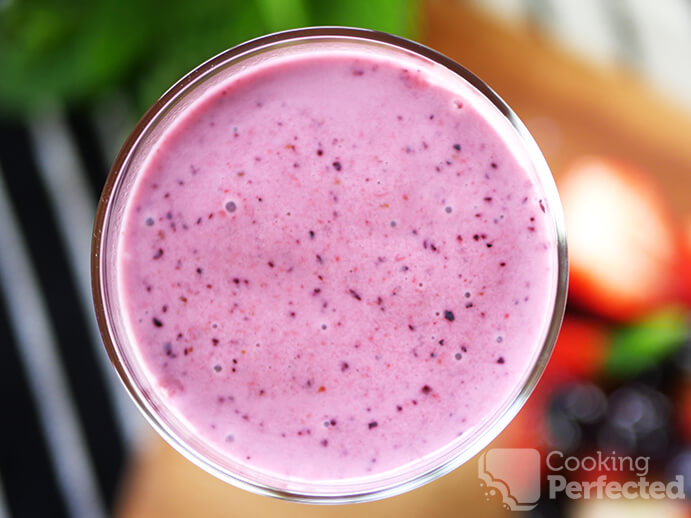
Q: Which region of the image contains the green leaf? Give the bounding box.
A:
[256,0,310,32]
[605,307,690,379]
[0,0,420,117]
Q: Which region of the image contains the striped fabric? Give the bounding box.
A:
[0,106,144,518]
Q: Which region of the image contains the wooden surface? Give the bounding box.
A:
[117,2,691,517]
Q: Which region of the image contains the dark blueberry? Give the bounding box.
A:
[309,230,315,239]
[484,197,493,202]
[444,310,455,322]
[332,161,342,171]
[464,291,471,298]
[453,144,461,151]
[473,234,480,241]
[153,317,163,327]
[349,289,362,301]
[465,302,473,308]
[497,357,505,364]
[316,149,323,156]
[490,162,498,169]
[196,267,203,274]
[225,201,237,213]
[163,342,173,356]
[153,248,164,260]
[267,261,274,268]
[145,217,154,226]
[368,421,378,429]
[539,200,546,212]
[445,206,453,213]
[409,324,415,331]
[500,262,506,267]
[341,361,350,372]
[421,385,432,394]
[486,243,493,248]
[213,364,222,372]
[397,405,403,411]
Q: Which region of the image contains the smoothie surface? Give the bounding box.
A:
[118,48,557,480]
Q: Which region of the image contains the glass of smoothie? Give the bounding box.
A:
[92,27,567,503]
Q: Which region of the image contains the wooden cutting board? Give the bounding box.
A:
[116,2,691,517]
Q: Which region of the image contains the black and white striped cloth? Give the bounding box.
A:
[0,100,145,518]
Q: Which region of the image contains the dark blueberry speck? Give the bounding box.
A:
[145,217,154,226]
[332,161,342,171]
[497,357,505,364]
[153,248,164,260]
[421,385,432,394]
[152,317,163,327]
[444,310,455,322]
[368,421,378,429]
[453,144,461,151]
[225,201,237,213]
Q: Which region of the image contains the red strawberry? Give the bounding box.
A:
[542,316,608,385]
[559,157,684,321]
[683,215,691,305]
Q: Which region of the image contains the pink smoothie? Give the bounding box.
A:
[118,48,556,480]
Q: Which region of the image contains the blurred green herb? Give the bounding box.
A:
[605,307,690,379]
[0,0,419,117]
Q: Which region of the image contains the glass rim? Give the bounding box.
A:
[91,26,568,504]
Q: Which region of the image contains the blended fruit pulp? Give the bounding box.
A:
[118,48,556,481]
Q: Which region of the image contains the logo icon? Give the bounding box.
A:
[478,448,541,511]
